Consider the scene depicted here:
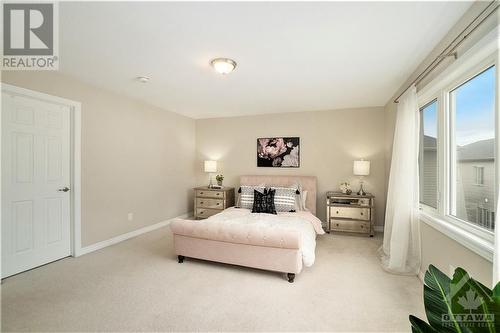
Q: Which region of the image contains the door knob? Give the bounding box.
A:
[58,187,70,192]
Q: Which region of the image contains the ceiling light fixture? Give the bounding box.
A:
[136,76,150,83]
[210,58,237,75]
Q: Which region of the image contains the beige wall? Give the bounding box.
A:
[195,107,386,226]
[383,2,496,284]
[2,71,196,246]
[421,223,493,286]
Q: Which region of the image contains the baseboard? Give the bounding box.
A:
[374,225,384,233]
[418,270,425,283]
[75,212,192,257]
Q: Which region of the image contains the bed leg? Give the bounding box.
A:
[177,255,185,263]
[287,273,295,283]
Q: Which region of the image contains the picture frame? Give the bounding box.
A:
[257,137,300,168]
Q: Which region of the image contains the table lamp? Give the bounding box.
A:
[204,160,217,188]
[353,160,370,195]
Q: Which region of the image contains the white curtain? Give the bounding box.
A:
[379,86,421,275]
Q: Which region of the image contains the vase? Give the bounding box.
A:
[217,180,223,187]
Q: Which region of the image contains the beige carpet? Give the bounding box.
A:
[1,227,425,332]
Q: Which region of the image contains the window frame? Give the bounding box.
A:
[416,29,498,262]
[419,99,439,210]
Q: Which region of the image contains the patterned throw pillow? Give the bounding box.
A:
[252,188,277,214]
[272,186,298,212]
[238,185,265,209]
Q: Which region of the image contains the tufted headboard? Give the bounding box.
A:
[239,175,317,216]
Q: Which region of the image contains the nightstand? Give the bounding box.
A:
[194,187,235,219]
[326,191,375,236]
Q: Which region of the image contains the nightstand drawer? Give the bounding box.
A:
[196,208,221,219]
[329,207,370,221]
[196,190,225,199]
[194,187,234,219]
[358,198,371,206]
[330,219,370,233]
[196,198,224,210]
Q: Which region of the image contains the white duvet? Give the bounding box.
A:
[201,207,325,267]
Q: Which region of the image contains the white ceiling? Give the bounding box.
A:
[59,1,472,119]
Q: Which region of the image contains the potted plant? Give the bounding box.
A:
[215,174,224,187]
[409,265,500,332]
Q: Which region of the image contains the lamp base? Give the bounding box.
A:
[357,183,366,196]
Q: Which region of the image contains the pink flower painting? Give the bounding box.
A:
[257,137,300,167]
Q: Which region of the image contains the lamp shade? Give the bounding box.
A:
[204,160,217,173]
[353,160,370,176]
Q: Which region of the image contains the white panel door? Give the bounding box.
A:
[2,91,71,278]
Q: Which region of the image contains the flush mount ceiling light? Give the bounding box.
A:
[210,58,237,75]
[136,76,150,83]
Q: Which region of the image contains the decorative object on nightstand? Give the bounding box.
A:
[215,174,224,187]
[204,160,217,188]
[326,191,375,236]
[194,187,235,219]
[353,159,370,195]
[339,182,352,195]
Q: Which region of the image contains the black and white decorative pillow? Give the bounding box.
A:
[252,188,277,214]
[272,186,298,212]
[238,185,265,209]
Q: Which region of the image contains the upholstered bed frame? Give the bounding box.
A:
[170,175,317,282]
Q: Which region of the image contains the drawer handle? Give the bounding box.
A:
[336,223,339,227]
[216,203,220,205]
[216,193,220,196]
[200,192,204,195]
[200,211,204,214]
[336,211,339,214]
[360,212,364,216]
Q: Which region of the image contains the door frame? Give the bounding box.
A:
[1,83,82,258]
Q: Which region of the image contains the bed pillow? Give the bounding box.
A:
[272,186,298,212]
[292,183,304,211]
[252,188,277,214]
[300,190,308,211]
[237,185,265,209]
[291,182,308,211]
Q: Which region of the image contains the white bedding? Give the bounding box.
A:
[201,207,325,267]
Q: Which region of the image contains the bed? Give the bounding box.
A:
[169,175,324,282]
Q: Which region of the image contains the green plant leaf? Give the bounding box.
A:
[409,315,438,333]
[450,267,498,333]
[493,282,500,332]
[425,265,451,294]
[411,266,499,333]
[493,282,500,298]
[423,265,460,333]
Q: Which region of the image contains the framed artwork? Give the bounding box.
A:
[257,137,300,168]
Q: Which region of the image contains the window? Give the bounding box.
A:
[474,166,484,185]
[417,36,498,260]
[449,66,496,232]
[419,100,438,208]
